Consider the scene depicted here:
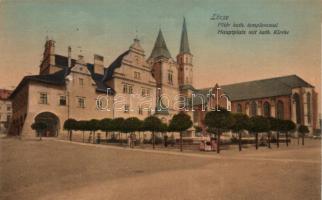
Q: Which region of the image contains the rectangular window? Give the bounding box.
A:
[128,85,133,94]
[146,89,151,97]
[141,88,146,97]
[123,84,128,93]
[59,96,66,106]
[134,72,141,80]
[78,97,85,108]
[122,83,133,94]
[39,92,48,104]
[138,107,143,115]
[7,105,11,111]
[79,78,84,86]
[124,104,129,113]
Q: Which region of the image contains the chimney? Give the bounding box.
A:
[68,46,72,68]
[94,54,104,75]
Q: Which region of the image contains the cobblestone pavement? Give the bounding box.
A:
[0,138,320,200]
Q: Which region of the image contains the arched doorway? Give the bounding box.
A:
[34,112,60,137]
[293,93,301,124]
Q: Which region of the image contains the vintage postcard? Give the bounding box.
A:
[0,0,321,199]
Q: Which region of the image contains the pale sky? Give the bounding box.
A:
[0,0,321,112]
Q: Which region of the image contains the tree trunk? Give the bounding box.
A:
[267,132,271,148]
[69,130,73,141]
[82,131,85,143]
[217,132,220,154]
[277,132,280,148]
[255,133,258,150]
[302,134,304,145]
[152,131,155,149]
[285,132,288,146]
[180,132,183,152]
[298,134,300,145]
[93,131,96,144]
[39,131,42,141]
[238,131,242,151]
[106,131,108,141]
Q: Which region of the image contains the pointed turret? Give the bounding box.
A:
[177,17,193,86]
[179,17,190,54]
[149,29,172,59]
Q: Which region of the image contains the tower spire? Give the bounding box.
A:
[149,29,172,59]
[180,17,190,54]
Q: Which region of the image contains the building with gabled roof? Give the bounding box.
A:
[8,18,318,138]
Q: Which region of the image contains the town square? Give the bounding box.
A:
[0,0,321,199]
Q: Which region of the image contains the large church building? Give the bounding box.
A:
[8,18,319,138]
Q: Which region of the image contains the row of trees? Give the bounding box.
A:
[31,110,309,153]
[62,112,193,151]
[205,109,310,153]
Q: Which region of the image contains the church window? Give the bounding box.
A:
[168,71,173,85]
[39,92,48,104]
[250,101,257,116]
[263,102,271,117]
[307,93,311,123]
[237,104,242,113]
[276,100,284,119]
[77,97,85,108]
[59,96,66,106]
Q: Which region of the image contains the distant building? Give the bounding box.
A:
[184,75,318,134]
[0,89,12,134]
[8,18,319,138]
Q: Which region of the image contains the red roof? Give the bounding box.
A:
[0,89,13,100]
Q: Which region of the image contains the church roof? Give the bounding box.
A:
[180,17,191,54]
[149,29,172,59]
[221,75,313,101]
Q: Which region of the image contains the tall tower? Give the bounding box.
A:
[148,29,179,119]
[177,17,193,86]
[39,39,56,75]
